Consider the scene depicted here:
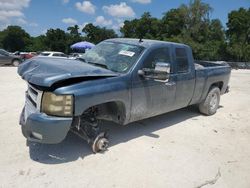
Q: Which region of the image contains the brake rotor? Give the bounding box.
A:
[92,132,109,153]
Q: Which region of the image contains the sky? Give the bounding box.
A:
[0,0,249,36]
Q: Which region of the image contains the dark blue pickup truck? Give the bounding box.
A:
[18,38,231,152]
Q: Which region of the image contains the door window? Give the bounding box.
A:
[143,47,171,70]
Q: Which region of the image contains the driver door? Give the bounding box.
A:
[130,46,176,122]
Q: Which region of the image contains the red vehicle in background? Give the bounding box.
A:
[14,52,37,60]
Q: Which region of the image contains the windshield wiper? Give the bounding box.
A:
[78,58,109,70]
[87,61,108,69]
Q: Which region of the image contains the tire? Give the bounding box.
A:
[12,60,20,67]
[198,87,220,115]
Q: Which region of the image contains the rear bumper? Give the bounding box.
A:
[20,108,72,144]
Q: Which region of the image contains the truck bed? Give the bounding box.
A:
[190,60,231,105]
[194,61,228,69]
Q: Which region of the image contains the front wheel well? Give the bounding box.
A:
[83,101,127,125]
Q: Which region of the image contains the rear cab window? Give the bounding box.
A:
[175,48,189,73]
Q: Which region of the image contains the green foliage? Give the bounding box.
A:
[121,0,249,61]
[226,8,250,61]
[67,25,81,45]
[161,7,186,39]
[28,35,48,52]
[82,23,118,44]
[44,28,68,53]
[0,0,249,61]
[120,12,161,39]
[0,26,31,52]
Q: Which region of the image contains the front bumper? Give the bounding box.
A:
[20,107,72,144]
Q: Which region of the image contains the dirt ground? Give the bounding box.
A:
[0,67,249,188]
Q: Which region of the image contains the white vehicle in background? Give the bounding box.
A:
[39,51,70,59]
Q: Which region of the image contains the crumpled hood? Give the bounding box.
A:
[18,57,118,87]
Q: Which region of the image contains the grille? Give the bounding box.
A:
[25,84,43,114]
[27,85,38,107]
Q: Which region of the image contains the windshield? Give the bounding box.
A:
[0,49,10,56]
[82,41,144,73]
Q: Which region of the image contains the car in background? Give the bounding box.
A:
[70,53,85,58]
[39,51,68,58]
[14,51,37,60]
[0,49,22,66]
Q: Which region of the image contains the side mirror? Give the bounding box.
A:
[155,62,170,74]
[138,62,171,81]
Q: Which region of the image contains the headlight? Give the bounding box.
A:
[41,92,73,117]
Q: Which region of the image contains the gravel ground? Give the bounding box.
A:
[0,67,249,188]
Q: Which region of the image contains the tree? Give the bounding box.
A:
[44,28,68,53]
[67,25,81,44]
[135,12,160,39]
[226,8,250,61]
[198,19,226,60]
[165,0,224,60]
[161,7,187,39]
[120,12,160,39]
[0,26,31,52]
[120,19,139,38]
[82,23,117,44]
[29,35,48,52]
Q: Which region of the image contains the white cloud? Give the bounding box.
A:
[0,10,23,22]
[15,18,38,27]
[16,18,27,25]
[79,22,89,32]
[95,16,112,27]
[29,22,38,27]
[0,0,30,10]
[0,0,31,27]
[112,19,125,31]
[132,0,151,4]
[103,2,135,18]
[75,1,96,14]
[42,29,47,35]
[62,17,78,25]
[62,0,69,4]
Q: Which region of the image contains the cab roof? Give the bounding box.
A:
[105,38,190,49]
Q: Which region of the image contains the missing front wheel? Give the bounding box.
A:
[71,110,109,153]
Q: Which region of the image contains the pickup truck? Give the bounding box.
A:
[18,38,231,153]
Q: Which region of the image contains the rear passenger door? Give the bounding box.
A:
[173,47,195,109]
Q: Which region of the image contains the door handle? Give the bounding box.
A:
[165,81,176,86]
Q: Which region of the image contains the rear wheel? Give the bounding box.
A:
[199,87,220,115]
[12,60,21,67]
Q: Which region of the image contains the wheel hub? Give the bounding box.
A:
[210,94,218,110]
[92,132,109,153]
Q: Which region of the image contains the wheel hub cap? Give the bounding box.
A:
[210,94,218,109]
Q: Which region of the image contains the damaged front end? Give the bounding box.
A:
[18,57,117,152]
[19,84,73,143]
